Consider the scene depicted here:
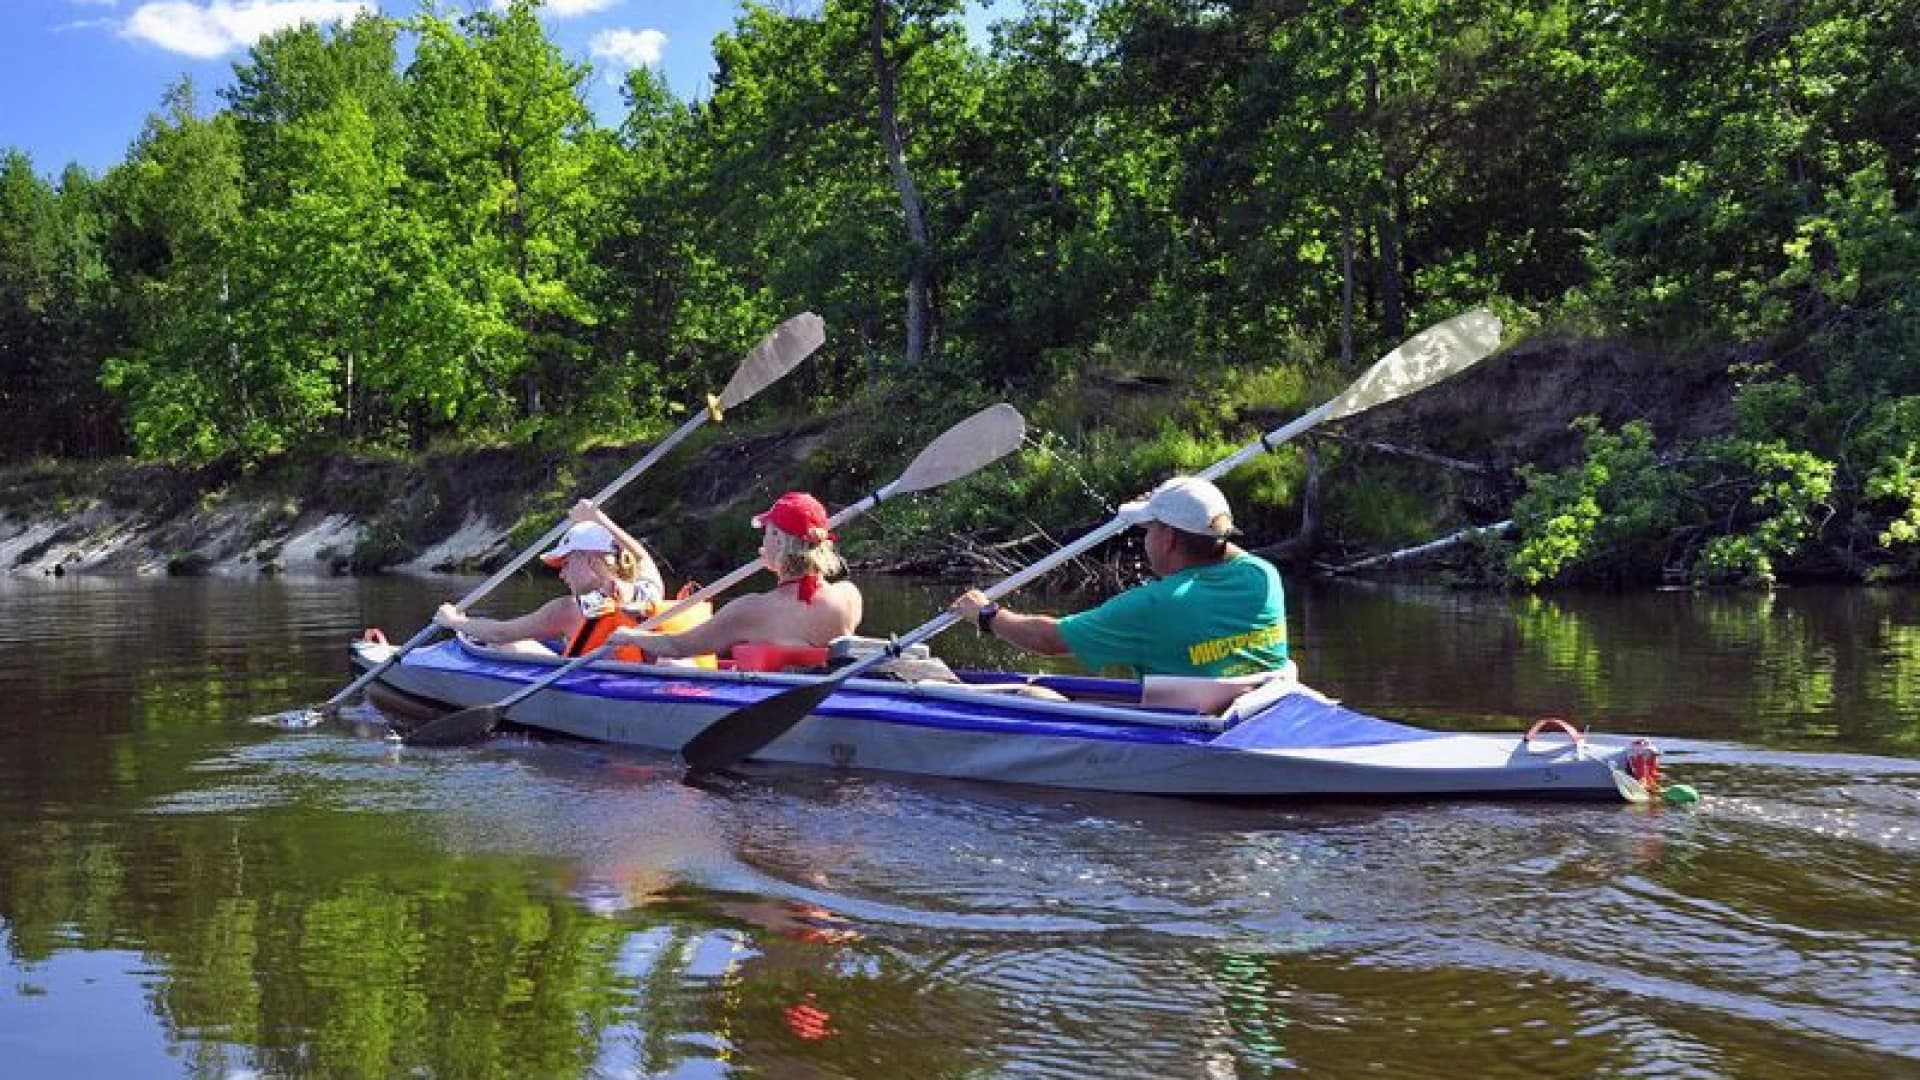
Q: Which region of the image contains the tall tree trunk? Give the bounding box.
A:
[1300,441,1321,547]
[1378,174,1405,341]
[1339,202,1356,366]
[221,267,248,423]
[868,0,932,368]
[1362,60,1404,341]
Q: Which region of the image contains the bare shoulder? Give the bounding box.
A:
[716,590,775,617]
[813,579,860,612]
[707,590,776,633]
[823,579,863,632]
[495,595,580,642]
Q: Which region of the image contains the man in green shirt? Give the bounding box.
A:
[949,475,1289,679]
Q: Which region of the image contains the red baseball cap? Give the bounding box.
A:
[751,492,836,543]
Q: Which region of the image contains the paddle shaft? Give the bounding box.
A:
[822,312,1502,685]
[475,401,1028,716]
[625,401,1023,640]
[329,312,826,709]
[680,311,1503,769]
[680,406,1342,763]
[328,409,719,707]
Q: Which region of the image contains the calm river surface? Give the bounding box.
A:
[1,573,1916,1078]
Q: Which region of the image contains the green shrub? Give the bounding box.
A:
[1508,419,1688,586]
[1507,417,1835,588]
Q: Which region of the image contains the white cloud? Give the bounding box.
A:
[122,0,373,60]
[492,0,624,16]
[588,27,665,69]
[56,18,121,31]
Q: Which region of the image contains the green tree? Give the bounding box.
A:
[1575,0,1920,338]
[588,66,698,410]
[99,80,251,461]
[939,0,1161,382]
[673,1,979,391]
[403,1,610,427]
[222,17,519,451]
[224,15,406,209]
[1507,417,1836,587]
[0,154,123,459]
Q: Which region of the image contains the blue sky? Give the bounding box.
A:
[1,0,1004,178]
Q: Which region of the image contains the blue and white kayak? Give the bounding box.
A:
[348,637,1656,801]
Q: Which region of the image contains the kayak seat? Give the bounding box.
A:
[1220,665,1307,724]
[731,643,831,673]
[821,636,962,683]
[827,635,931,664]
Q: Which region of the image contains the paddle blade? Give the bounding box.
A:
[402,705,502,748]
[682,678,840,772]
[717,313,826,410]
[1607,762,1652,804]
[1325,310,1503,422]
[890,403,1026,495]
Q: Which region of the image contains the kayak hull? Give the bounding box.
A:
[350,638,1645,801]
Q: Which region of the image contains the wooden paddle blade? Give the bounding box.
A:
[402,705,502,748]
[889,403,1026,495]
[1324,310,1502,422]
[681,679,840,772]
[1607,762,1652,804]
[717,313,825,410]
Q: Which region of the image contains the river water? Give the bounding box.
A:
[0,572,1915,1078]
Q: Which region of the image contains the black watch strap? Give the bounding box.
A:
[976,602,1000,634]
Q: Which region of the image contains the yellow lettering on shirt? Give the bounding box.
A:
[1187,623,1287,667]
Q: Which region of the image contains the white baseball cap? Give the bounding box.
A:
[1119,476,1236,537]
[541,521,619,566]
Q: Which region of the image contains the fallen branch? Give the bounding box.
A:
[1328,520,1513,575]
[1322,432,1492,474]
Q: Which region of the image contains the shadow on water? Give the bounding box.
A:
[0,573,1916,1077]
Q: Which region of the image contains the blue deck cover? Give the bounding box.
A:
[1210,691,1447,750]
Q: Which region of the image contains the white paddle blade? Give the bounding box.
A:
[1324,310,1503,422]
[717,312,826,409]
[1608,762,1652,804]
[891,404,1027,495]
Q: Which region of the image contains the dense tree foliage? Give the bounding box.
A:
[0,0,1915,584]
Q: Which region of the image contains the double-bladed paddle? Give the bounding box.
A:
[679,310,1505,772]
[400,403,1028,747]
[324,313,826,714]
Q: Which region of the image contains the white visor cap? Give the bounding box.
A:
[541,521,619,566]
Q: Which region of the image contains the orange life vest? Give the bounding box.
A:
[565,596,645,663]
[565,586,719,669]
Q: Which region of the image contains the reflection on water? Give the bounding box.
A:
[0,573,1916,1077]
[1274,583,1920,752]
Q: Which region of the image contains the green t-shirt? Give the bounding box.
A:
[1056,553,1288,677]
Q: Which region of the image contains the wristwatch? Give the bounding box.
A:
[976,602,1000,635]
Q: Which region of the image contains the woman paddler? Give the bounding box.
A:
[433,500,665,660]
[605,491,862,661]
